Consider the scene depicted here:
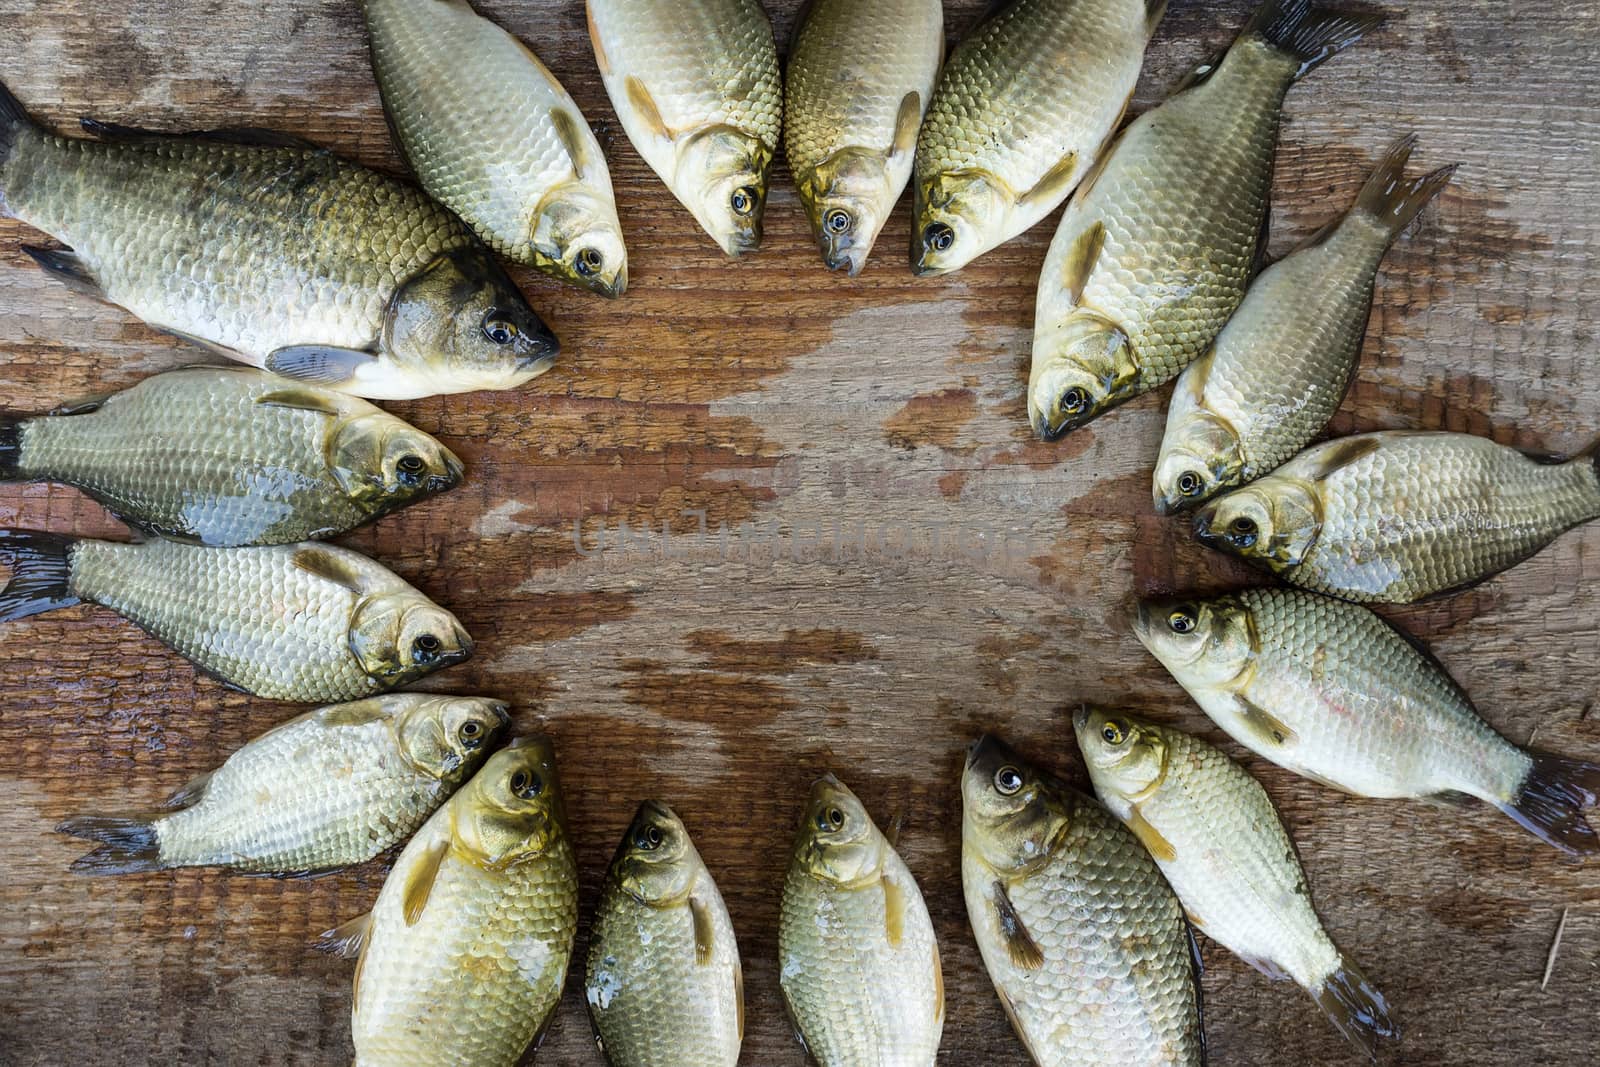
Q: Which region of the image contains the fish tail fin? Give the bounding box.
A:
[1355,134,1456,243]
[0,529,79,621]
[58,815,165,875]
[1250,0,1386,80]
[1500,752,1600,855]
[0,417,20,478]
[1314,956,1399,1059]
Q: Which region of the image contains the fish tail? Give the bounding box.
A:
[1249,0,1386,80]
[1500,753,1600,855]
[1313,956,1399,1059]
[58,814,165,875]
[0,417,20,478]
[1355,134,1457,243]
[0,529,79,621]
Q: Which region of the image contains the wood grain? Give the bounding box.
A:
[1,1,1598,1064]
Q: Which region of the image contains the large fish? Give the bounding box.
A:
[1153,137,1455,514]
[778,774,944,1065]
[1135,589,1600,854]
[962,735,1204,1066]
[0,533,471,702]
[1028,0,1383,438]
[0,79,556,399]
[1192,431,1600,602]
[363,0,629,297]
[0,367,462,546]
[586,0,782,256]
[912,0,1164,277]
[785,0,943,275]
[1075,708,1399,1059]
[59,694,508,875]
[324,737,578,1066]
[585,801,744,1067]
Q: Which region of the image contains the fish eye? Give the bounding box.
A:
[1168,608,1198,635]
[825,209,851,234]
[731,187,757,217]
[575,248,603,277]
[1060,387,1090,415]
[1229,517,1259,548]
[634,824,664,851]
[458,719,484,748]
[510,769,543,799]
[817,806,846,832]
[481,311,518,346]
[412,633,443,663]
[994,766,1023,796]
[396,454,425,486]
[1100,721,1127,746]
[923,222,954,253]
[1177,471,1203,497]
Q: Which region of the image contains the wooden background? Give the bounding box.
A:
[1,1,1597,1063]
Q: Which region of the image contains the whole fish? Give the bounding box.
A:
[59,694,508,876]
[1028,0,1382,438]
[1135,589,1600,854]
[785,0,943,275]
[1153,137,1455,514]
[586,0,782,256]
[778,775,944,1065]
[0,532,471,702]
[1075,708,1399,1058]
[0,367,462,546]
[324,736,578,1066]
[962,735,1204,1067]
[1193,431,1600,602]
[912,0,1164,277]
[586,801,743,1067]
[364,0,629,297]
[0,79,556,400]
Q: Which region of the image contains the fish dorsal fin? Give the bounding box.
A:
[889,91,922,160]
[690,894,715,966]
[163,769,214,810]
[587,3,612,77]
[1018,151,1080,210]
[1146,0,1169,34]
[882,871,906,948]
[21,244,106,301]
[318,698,391,728]
[265,345,378,388]
[931,939,945,1025]
[624,76,671,141]
[292,546,374,596]
[255,387,343,417]
[80,117,318,150]
[1125,803,1177,862]
[402,838,451,926]
[551,108,596,180]
[1309,435,1382,482]
[1061,221,1106,306]
[1234,695,1297,749]
[733,949,745,1041]
[315,911,373,959]
[991,880,1043,970]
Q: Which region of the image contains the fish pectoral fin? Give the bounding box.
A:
[624,75,671,141]
[314,911,373,959]
[1017,151,1080,211]
[255,386,344,417]
[401,838,450,927]
[1060,221,1106,306]
[291,546,373,594]
[991,880,1044,970]
[79,117,319,151]
[265,345,378,387]
[889,91,922,160]
[1309,436,1382,482]
[163,769,214,810]
[882,872,906,948]
[1234,695,1298,749]
[1125,803,1178,862]
[551,108,597,180]
[21,245,105,300]
[689,894,716,966]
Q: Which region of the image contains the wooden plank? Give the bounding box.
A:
[1,0,1597,1063]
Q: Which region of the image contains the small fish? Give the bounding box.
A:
[1134,590,1600,854]
[0,78,556,399]
[324,736,578,1066]
[778,775,943,1065]
[1153,137,1455,514]
[962,735,1204,1067]
[59,694,508,876]
[1075,708,1400,1059]
[0,367,462,546]
[364,0,629,297]
[1028,0,1382,438]
[0,532,471,702]
[585,801,743,1067]
[912,0,1165,276]
[1192,431,1600,602]
[586,0,782,256]
[785,0,943,274]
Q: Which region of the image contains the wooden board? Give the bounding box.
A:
[1,1,1596,1063]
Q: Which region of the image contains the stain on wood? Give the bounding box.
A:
[1,1,1598,1064]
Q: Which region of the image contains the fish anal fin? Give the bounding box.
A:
[882,872,906,948]
[402,838,450,927]
[164,769,214,810]
[689,894,715,966]
[1234,695,1298,749]
[1309,436,1382,481]
[1019,151,1080,211]
[624,76,670,141]
[1126,803,1177,862]
[265,345,377,387]
[315,911,373,960]
[1240,950,1292,983]
[889,91,922,160]
[1061,221,1106,306]
[991,880,1043,970]
[21,244,105,300]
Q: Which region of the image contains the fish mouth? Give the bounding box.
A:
[823,247,864,276]
[721,224,764,258]
[910,254,946,278]
[487,700,513,726]
[1152,491,1187,518]
[1190,504,1225,547]
[587,266,628,300]
[965,733,1012,773]
[1071,706,1092,733]
[636,798,676,824]
[1130,599,1155,643]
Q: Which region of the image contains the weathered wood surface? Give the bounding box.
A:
[1,0,1597,1063]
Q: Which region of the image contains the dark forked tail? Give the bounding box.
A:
[1249,0,1386,81]
[0,530,79,621]
[1355,134,1457,245]
[57,815,165,875]
[1501,752,1600,855]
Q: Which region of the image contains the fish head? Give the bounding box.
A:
[911,169,1006,276]
[349,592,475,686]
[1193,479,1320,571]
[612,800,700,905]
[676,125,773,256]
[1027,314,1138,439]
[529,185,629,298]
[961,735,1068,876]
[395,696,512,785]
[1152,409,1243,515]
[327,412,464,509]
[797,149,895,276]
[453,736,567,867]
[384,247,559,389]
[792,775,885,888]
[1132,594,1254,690]
[1071,707,1168,806]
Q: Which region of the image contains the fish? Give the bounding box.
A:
[1134,589,1600,854]
[912,0,1165,277]
[586,0,782,256]
[1153,137,1455,514]
[0,78,557,400]
[961,735,1205,1067]
[0,532,471,702]
[778,774,943,1065]
[585,801,743,1067]
[1192,431,1600,602]
[323,736,578,1066]
[0,367,463,546]
[785,0,943,275]
[1074,707,1399,1059]
[58,694,509,876]
[363,0,629,297]
[1028,0,1383,438]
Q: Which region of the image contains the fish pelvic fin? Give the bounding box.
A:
[58,815,164,875]
[1354,134,1456,244]
[315,911,373,960]
[0,529,79,621]
[1501,753,1600,855]
[1250,0,1385,81]
[1314,956,1400,1060]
